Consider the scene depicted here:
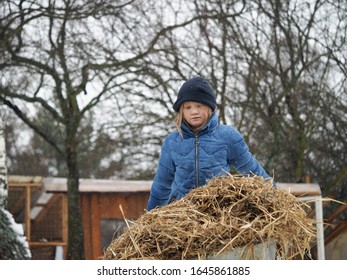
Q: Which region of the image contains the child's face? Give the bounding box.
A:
[182,101,210,131]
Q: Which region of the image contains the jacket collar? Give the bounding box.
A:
[181,112,218,137]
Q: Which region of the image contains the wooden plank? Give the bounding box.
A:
[29,242,67,247]
[91,194,102,260]
[61,194,68,259]
[324,203,347,223]
[324,220,347,246]
[94,192,148,219]
[81,194,93,260]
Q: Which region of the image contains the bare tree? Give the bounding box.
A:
[0,0,224,258]
[2,0,347,260]
[316,0,347,196]
[132,0,347,198]
[0,0,170,259]
[210,0,344,187]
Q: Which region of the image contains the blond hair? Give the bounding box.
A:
[175,103,212,138]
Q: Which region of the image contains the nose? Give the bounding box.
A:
[191,106,199,113]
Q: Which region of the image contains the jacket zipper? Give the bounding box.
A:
[195,135,199,188]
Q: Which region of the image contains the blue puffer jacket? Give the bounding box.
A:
[146,113,271,211]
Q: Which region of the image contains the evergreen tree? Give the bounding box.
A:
[0,115,31,260]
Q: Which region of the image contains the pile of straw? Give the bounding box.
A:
[103,174,316,260]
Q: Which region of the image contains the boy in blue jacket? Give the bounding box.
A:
[147,76,272,211]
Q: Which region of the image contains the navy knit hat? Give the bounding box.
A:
[173,76,217,112]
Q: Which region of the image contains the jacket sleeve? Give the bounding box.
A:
[227,128,271,179]
[146,138,175,211]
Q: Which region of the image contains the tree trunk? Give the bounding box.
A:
[66,130,85,259]
[67,176,85,259]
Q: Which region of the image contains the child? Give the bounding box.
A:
[147,76,272,211]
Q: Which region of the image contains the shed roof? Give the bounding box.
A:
[43,177,152,193]
[8,175,321,197]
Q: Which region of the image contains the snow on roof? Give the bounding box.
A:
[43,177,152,193]
[8,175,321,196]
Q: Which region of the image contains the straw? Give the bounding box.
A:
[102,174,316,260]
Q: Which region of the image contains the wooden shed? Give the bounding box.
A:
[7,175,67,259]
[8,176,150,260]
[9,175,344,260]
[43,177,151,259]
